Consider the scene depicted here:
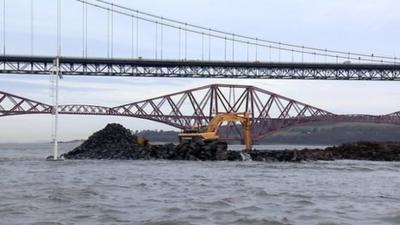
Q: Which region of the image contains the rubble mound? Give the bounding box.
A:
[249,148,335,162]
[173,139,242,161]
[61,123,241,161]
[326,142,400,161]
[62,123,145,160]
[61,124,400,162]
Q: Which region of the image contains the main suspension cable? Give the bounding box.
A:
[75,0,397,64]
[86,0,396,62]
[30,0,34,56]
[2,0,5,55]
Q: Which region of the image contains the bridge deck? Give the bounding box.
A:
[1,55,400,80]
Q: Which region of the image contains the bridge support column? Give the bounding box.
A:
[48,57,63,161]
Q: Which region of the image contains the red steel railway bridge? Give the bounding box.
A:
[1,84,399,141]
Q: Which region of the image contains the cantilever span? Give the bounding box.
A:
[387,111,400,117]
[1,84,400,140]
[1,55,400,80]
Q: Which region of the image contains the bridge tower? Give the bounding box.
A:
[48,0,63,161]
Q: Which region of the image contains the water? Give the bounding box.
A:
[1,143,400,225]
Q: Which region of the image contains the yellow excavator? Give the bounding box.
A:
[178,112,252,150]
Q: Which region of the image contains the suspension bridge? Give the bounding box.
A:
[0,0,399,159]
[0,0,399,79]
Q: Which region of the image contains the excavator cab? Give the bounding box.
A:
[135,135,148,146]
[181,125,208,134]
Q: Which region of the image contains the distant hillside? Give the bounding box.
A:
[135,122,400,145]
[260,122,400,145]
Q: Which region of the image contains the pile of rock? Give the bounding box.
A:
[61,123,400,162]
[61,123,242,161]
[326,142,400,161]
[62,123,146,160]
[173,139,242,161]
[249,149,335,162]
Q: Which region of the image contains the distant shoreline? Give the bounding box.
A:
[2,122,400,146]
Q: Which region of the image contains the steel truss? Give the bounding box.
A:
[0,91,52,117]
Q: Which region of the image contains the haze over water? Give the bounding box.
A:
[1,143,399,225]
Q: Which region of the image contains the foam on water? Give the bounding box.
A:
[240,152,252,161]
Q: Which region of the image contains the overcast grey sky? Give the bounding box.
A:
[0,0,399,142]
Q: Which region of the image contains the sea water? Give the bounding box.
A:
[0,142,399,225]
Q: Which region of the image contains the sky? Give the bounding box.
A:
[0,0,399,142]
